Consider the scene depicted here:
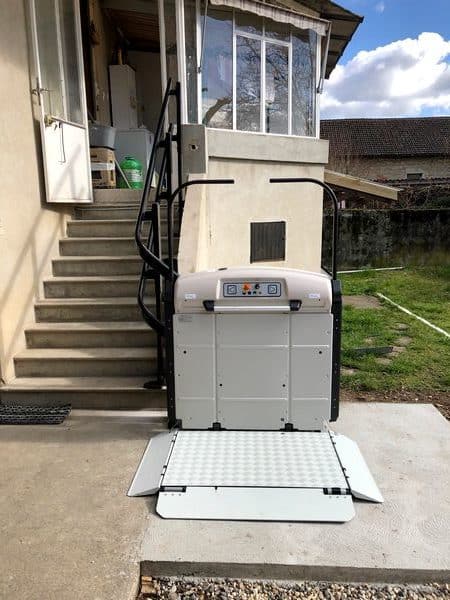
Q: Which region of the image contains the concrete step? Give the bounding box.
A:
[75,205,139,220]
[53,256,142,276]
[74,202,179,221]
[68,219,135,238]
[60,237,137,257]
[67,219,167,238]
[59,236,177,257]
[93,189,142,204]
[0,377,166,409]
[44,276,146,298]
[14,347,157,377]
[35,297,147,322]
[25,322,155,348]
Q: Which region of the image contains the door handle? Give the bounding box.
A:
[31,86,51,95]
[31,78,52,104]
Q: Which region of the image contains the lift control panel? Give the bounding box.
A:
[174,267,333,314]
[223,281,281,297]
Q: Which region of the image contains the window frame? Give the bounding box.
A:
[192,1,321,138]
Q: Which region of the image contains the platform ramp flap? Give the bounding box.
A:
[332,433,384,503]
[127,431,175,497]
[157,486,355,522]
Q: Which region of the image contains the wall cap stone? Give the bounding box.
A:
[207,128,329,165]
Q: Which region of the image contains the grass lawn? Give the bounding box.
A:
[340,266,450,393]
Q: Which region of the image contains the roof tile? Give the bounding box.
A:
[320,117,450,157]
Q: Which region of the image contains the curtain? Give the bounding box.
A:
[209,0,329,36]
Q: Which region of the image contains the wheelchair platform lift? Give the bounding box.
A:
[128,178,383,522]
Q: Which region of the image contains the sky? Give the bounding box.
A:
[321,0,450,119]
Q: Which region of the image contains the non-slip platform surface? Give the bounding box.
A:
[162,430,347,488]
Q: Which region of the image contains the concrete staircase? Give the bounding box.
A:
[1,192,172,410]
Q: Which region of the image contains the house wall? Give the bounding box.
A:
[327,156,450,182]
[178,128,329,273]
[0,1,70,382]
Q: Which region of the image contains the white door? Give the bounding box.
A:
[29,0,92,203]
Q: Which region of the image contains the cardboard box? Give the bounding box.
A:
[90,147,116,188]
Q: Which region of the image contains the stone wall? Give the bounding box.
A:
[327,157,449,182]
[322,209,450,269]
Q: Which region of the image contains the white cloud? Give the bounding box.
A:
[375,2,385,14]
[322,33,450,118]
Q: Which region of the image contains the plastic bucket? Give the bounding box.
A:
[89,123,116,149]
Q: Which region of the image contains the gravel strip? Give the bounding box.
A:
[138,577,450,599]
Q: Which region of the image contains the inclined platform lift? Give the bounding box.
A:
[129,177,383,522]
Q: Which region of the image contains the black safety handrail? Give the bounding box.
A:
[135,79,181,262]
[138,177,235,336]
[134,79,182,387]
[269,178,339,280]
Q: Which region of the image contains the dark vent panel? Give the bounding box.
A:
[250,221,286,262]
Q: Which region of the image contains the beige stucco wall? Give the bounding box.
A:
[0,1,70,382]
[178,129,329,274]
[327,156,450,181]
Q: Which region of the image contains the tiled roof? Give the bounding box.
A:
[381,177,450,186]
[320,117,450,158]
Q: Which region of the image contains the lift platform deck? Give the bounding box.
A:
[129,429,382,522]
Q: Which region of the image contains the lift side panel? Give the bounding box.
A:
[290,314,332,430]
[216,314,289,429]
[174,314,216,428]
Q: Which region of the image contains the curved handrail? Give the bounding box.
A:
[161,178,236,281]
[135,80,175,254]
[136,179,235,336]
[269,177,339,280]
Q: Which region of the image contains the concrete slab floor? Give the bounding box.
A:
[0,404,448,600]
[140,404,450,584]
[0,410,166,600]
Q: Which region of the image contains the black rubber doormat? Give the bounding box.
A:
[0,404,71,425]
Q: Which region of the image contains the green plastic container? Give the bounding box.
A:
[119,155,143,189]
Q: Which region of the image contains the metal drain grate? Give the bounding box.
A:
[0,404,71,425]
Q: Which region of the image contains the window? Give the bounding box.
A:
[201,8,233,128]
[406,172,423,181]
[292,30,317,137]
[188,5,319,136]
[185,0,199,124]
[236,35,262,131]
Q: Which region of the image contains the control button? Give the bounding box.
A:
[268,284,278,295]
[226,284,237,295]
